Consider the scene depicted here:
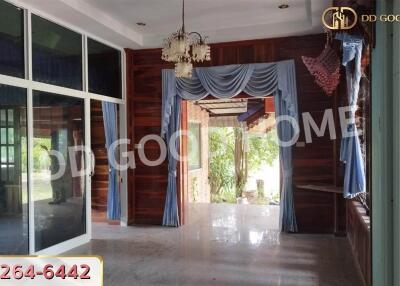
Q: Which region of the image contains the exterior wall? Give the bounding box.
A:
[187,102,210,203]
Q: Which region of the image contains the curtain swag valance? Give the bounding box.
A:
[161,60,299,232]
[162,60,298,138]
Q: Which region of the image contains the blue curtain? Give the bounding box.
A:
[102,102,121,220]
[162,70,182,227]
[162,60,299,232]
[275,92,298,232]
[275,60,299,232]
[336,33,366,199]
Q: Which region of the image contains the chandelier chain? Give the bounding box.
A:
[182,0,185,32]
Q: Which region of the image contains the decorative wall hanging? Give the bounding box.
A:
[302,34,341,96]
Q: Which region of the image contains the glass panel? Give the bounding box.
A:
[8,146,14,163]
[0,128,6,144]
[1,164,6,181]
[8,109,13,125]
[32,15,82,90]
[8,165,14,181]
[33,90,86,251]
[0,109,6,126]
[0,0,24,78]
[88,38,121,98]
[8,128,14,144]
[0,146,6,162]
[0,84,28,254]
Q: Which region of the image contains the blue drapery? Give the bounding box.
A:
[336,33,366,199]
[162,70,182,227]
[162,60,299,232]
[102,102,121,220]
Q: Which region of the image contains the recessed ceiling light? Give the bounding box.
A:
[136,22,146,26]
[278,4,289,9]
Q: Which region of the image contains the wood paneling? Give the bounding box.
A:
[90,101,108,216]
[126,34,340,227]
[296,185,346,235]
[347,200,371,286]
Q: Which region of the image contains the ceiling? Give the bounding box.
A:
[16,0,331,49]
[196,98,263,117]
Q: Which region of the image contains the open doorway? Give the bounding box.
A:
[186,97,280,225]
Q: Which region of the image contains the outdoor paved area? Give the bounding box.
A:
[69,203,364,286]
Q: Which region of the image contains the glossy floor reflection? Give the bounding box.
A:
[69,203,364,286]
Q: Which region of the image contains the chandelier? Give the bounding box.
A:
[161,0,211,78]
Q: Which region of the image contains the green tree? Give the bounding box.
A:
[208,127,235,201]
[21,137,51,172]
[208,127,279,203]
[234,128,247,198]
[247,129,279,173]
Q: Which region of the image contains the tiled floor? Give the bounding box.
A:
[69,203,364,286]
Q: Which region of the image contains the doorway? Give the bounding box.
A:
[183,97,280,226]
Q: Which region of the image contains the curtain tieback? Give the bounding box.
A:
[168,170,177,177]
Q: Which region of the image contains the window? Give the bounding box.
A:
[0,0,24,78]
[188,123,201,170]
[0,0,124,254]
[0,107,17,182]
[0,84,28,254]
[32,90,86,251]
[88,38,122,98]
[32,15,83,90]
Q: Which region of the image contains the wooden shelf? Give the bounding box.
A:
[296,184,343,194]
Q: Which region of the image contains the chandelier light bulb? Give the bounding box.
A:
[170,35,189,58]
[175,60,193,78]
[161,0,211,77]
[192,43,211,62]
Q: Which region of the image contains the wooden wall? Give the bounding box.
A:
[90,101,108,218]
[347,200,371,286]
[126,34,341,227]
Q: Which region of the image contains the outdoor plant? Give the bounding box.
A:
[209,127,279,203]
[234,127,248,198]
[208,127,235,202]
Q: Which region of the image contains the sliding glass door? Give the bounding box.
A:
[0,0,126,254]
[0,84,28,254]
[32,91,86,251]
